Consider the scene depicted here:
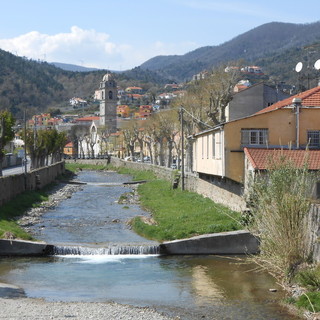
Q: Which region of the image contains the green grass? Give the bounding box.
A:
[65,163,242,242]
[295,265,320,290]
[65,162,109,173]
[116,167,156,181]
[0,190,49,240]
[132,179,242,241]
[295,292,320,312]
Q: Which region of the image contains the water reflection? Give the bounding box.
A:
[0,171,300,319]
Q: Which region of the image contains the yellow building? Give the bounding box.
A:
[192,86,320,195]
[117,105,130,118]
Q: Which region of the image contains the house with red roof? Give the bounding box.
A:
[63,142,77,159]
[192,86,320,198]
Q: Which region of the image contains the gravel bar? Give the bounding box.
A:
[0,298,176,320]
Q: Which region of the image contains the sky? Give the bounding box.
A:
[0,0,319,71]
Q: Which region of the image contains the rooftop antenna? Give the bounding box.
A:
[295,61,303,73]
[295,62,303,92]
[314,59,320,86]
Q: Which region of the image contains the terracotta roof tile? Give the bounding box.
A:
[244,148,320,170]
[256,86,320,114]
[76,116,100,121]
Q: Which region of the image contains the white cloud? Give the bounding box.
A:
[0,26,199,70]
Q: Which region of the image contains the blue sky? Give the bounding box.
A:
[0,0,319,70]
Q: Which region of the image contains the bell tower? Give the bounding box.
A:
[99,73,117,132]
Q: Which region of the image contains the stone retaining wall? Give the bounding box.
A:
[0,162,65,206]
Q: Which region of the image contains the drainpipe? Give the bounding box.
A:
[292,97,302,149]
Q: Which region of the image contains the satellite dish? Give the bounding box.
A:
[314,59,320,70]
[295,62,303,73]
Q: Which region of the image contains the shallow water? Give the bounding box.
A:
[0,171,299,319]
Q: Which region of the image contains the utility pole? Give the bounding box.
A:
[24,108,28,189]
[180,106,185,190]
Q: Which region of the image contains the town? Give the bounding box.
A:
[1,14,320,320]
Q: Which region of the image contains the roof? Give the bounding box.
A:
[64,142,73,148]
[75,116,100,122]
[256,86,320,114]
[244,148,320,170]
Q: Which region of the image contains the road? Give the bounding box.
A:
[2,163,30,176]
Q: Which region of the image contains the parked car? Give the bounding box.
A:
[124,156,136,161]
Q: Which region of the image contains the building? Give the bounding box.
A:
[243,148,320,198]
[192,86,320,196]
[98,73,117,132]
[138,105,152,118]
[117,105,130,118]
[225,83,290,122]
[63,142,77,159]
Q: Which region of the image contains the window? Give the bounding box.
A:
[307,131,320,147]
[201,136,204,159]
[241,129,268,146]
[212,133,215,158]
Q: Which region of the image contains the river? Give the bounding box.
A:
[0,170,299,319]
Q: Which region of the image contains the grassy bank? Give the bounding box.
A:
[0,190,49,240]
[66,163,241,241]
[132,178,242,241]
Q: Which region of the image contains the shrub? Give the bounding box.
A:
[247,158,316,279]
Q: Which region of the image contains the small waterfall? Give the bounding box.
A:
[52,244,160,256]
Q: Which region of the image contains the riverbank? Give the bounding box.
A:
[17,182,83,233]
[0,298,174,320]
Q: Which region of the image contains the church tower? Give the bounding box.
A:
[99,73,117,132]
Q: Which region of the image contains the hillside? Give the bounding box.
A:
[140,21,320,81]
[51,62,100,72]
[2,21,320,118]
[0,50,168,118]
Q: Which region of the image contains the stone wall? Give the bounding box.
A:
[0,162,65,206]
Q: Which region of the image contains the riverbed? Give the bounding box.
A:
[0,170,300,319]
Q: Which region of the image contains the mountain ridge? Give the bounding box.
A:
[140,21,320,81]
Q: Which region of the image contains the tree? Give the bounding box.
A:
[199,64,240,125]
[0,110,15,176]
[25,128,66,169]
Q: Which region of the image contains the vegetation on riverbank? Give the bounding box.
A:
[64,162,109,173]
[132,178,241,241]
[102,165,241,241]
[0,190,49,240]
[65,163,241,241]
[247,159,320,315]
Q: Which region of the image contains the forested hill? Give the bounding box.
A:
[0,49,168,118]
[140,21,320,81]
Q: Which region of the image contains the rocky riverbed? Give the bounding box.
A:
[0,297,175,320]
[17,182,83,232]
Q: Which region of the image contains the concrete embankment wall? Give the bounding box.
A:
[0,239,53,256]
[0,162,65,206]
[160,230,259,255]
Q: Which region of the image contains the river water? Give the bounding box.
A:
[0,171,299,319]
